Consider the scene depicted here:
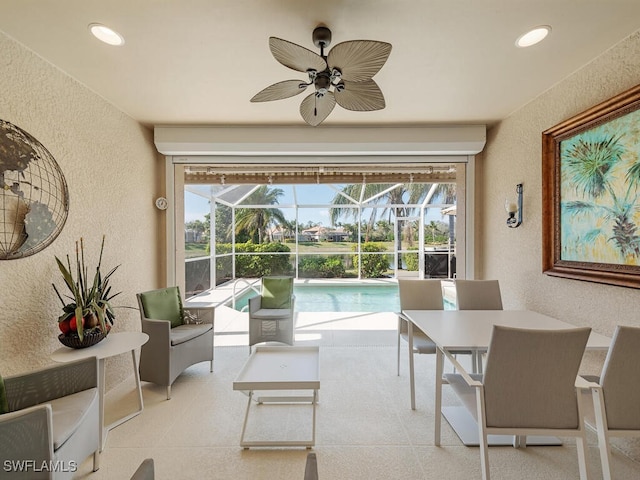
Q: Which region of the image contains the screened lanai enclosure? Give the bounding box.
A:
[180,163,463,298]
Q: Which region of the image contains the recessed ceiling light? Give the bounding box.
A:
[515,25,551,48]
[89,23,125,46]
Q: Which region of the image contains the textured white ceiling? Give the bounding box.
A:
[1,0,639,127]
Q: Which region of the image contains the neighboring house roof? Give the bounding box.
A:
[301,226,327,235]
[441,206,457,216]
[301,226,350,239]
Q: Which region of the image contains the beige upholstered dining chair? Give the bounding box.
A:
[583,325,640,480]
[130,458,155,480]
[397,278,442,409]
[445,325,592,480]
[137,286,214,400]
[454,279,503,372]
[248,276,295,350]
[304,452,318,480]
[454,279,503,310]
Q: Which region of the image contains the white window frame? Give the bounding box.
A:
[166,156,475,292]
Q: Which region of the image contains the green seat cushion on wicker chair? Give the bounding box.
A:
[140,286,184,328]
[261,277,293,309]
[0,372,9,414]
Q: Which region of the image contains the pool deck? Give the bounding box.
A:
[185,278,456,347]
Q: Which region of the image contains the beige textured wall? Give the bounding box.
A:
[0,32,163,389]
[481,30,640,459]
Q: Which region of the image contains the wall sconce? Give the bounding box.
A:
[505,183,523,228]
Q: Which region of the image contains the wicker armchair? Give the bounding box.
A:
[0,357,100,479]
[248,276,295,350]
[137,286,214,400]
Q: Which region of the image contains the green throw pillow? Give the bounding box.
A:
[0,372,9,414]
[140,286,184,328]
[261,277,293,309]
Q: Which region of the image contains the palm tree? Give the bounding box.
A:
[281,218,297,242]
[437,184,457,246]
[330,184,406,239]
[562,132,640,260]
[330,182,455,266]
[375,219,393,241]
[185,219,207,242]
[234,186,286,243]
[427,221,440,243]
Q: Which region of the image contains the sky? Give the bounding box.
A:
[185,184,334,225]
[185,184,450,226]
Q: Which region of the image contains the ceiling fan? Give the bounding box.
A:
[251,26,392,126]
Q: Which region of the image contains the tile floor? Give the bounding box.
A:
[74,309,640,479]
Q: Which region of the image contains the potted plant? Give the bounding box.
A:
[52,235,120,346]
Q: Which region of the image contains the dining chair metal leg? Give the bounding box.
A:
[576,434,590,480]
[434,347,444,445]
[593,387,612,479]
[408,320,416,410]
[576,387,591,480]
[475,388,491,480]
[397,316,402,376]
[513,435,526,448]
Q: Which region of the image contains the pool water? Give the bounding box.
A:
[232,284,454,312]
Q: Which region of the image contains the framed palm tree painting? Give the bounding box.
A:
[543,83,640,288]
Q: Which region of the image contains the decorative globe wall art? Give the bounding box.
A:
[0,119,69,260]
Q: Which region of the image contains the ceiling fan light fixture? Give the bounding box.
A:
[89,23,125,46]
[515,25,551,48]
[314,74,331,93]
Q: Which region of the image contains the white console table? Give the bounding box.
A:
[51,331,149,451]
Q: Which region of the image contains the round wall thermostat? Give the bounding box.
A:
[155,197,168,210]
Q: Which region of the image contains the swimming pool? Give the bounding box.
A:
[232,284,454,312]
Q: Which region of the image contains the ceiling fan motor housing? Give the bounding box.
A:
[312,26,332,49]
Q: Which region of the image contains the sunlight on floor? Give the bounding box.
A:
[214,305,398,347]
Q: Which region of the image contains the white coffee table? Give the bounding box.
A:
[233,346,320,448]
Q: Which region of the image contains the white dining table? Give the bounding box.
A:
[402,309,611,446]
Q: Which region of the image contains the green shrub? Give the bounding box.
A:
[352,243,389,278]
[403,249,419,271]
[322,256,346,277]
[299,255,346,278]
[214,242,292,277]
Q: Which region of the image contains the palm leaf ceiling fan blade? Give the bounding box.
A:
[269,37,327,73]
[300,92,336,126]
[252,27,391,126]
[251,80,308,102]
[334,79,385,111]
[328,40,392,82]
